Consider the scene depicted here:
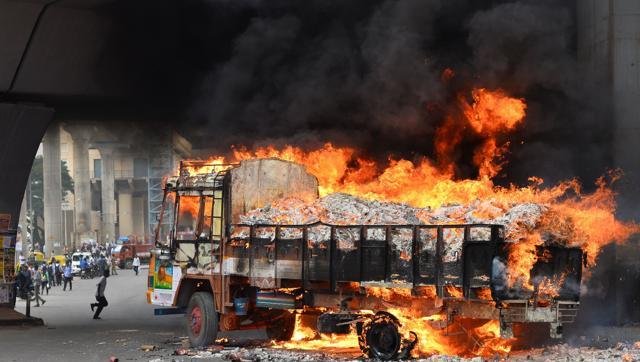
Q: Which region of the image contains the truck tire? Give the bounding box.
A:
[124,260,133,269]
[359,312,401,360]
[266,310,296,341]
[186,292,219,347]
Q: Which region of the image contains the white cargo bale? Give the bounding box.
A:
[229,158,319,224]
[236,191,570,258]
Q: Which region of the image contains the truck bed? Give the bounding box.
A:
[222,222,582,302]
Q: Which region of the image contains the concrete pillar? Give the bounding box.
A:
[133,196,145,238]
[42,124,64,257]
[578,0,640,325]
[610,1,640,214]
[99,146,116,244]
[610,0,640,325]
[118,191,133,237]
[65,125,92,241]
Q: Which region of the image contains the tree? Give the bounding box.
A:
[28,156,75,250]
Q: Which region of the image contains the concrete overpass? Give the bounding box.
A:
[0,0,209,234]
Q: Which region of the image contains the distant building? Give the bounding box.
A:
[57,124,191,248]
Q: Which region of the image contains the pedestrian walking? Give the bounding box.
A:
[32,266,46,306]
[41,265,50,295]
[110,256,118,276]
[63,262,73,291]
[97,254,107,274]
[132,255,140,276]
[90,270,109,319]
[15,264,33,299]
[48,258,56,288]
[54,261,62,286]
[47,263,55,289]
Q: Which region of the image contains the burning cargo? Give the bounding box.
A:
[147,157,590,359]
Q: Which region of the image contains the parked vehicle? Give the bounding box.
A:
[71,252,92,275]
[112,240,152,269]
[51,254,67,265]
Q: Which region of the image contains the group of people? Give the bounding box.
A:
[15,255,115,319]
[77,240,111,257]
[79,254,119,279]
[14,260,74,307]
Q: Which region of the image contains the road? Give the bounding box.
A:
[0,267,192,362]
[2,268,639,361]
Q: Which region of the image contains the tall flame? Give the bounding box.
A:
[189,87,637,286]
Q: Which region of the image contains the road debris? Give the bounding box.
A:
[154,343,640,362]
[141,344,157,352]
[162,342,640,361]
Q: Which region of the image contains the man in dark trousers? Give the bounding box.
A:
[63,262,73,291]
[15,264,33,299]
[97,254,107,274]
[90,269,109,319]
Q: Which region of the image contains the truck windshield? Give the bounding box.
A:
[176,196,198,240]
[175,195,213,241]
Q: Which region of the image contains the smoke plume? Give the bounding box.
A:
[186,0,610,186]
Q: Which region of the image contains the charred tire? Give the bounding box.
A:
[359,313,402,360]
[186,292,219,347]
[266,310,296,341]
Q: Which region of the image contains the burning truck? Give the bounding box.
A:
[147,158,584,359]
[146,89,637,359]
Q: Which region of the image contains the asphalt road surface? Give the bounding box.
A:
[0,267,198,362]
[3,269,640,362]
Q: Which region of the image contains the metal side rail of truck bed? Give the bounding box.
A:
[226,222,507,300]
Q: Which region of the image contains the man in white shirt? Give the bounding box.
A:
[132,255,140,276]
[90,269,109,319]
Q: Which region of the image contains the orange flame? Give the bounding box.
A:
[182,88,637,289]
[462,88,526,135]
[464,88,526,179]
[275,313,359,352]
[277,291,513,358]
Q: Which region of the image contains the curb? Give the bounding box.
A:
[0,316,44,327]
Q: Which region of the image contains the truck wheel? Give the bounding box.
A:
[266,310,296,341]
[359,313,401,360]
[124,260,133,269]
[186,292,219,347]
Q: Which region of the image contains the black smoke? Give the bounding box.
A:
[183,0,611,187]
[183,2,634,327]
